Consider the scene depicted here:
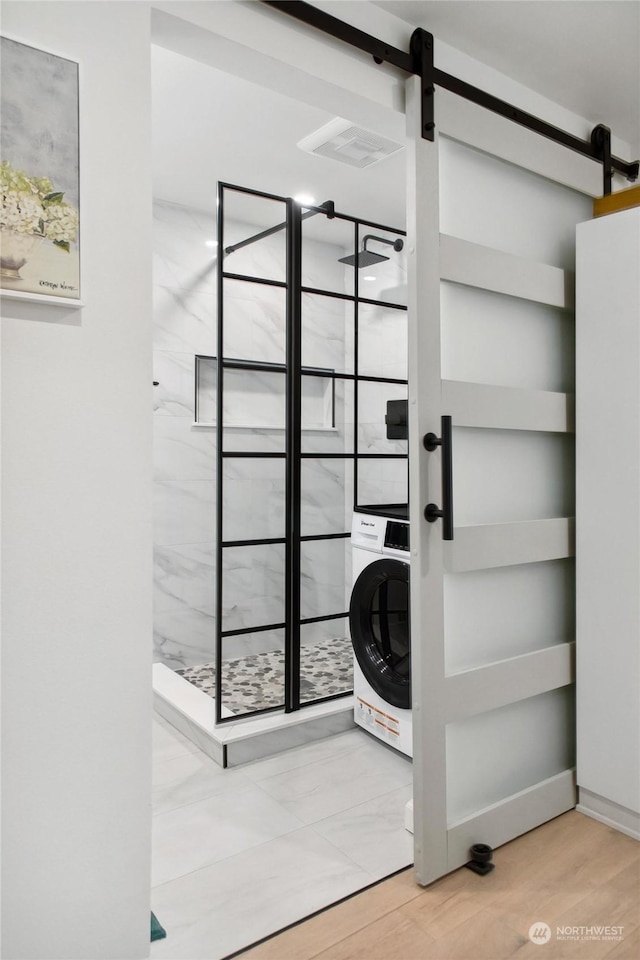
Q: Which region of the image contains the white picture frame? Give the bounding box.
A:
[0,35,82,305]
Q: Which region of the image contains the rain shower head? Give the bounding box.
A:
[340,248,389,268]
[339,234,404,268]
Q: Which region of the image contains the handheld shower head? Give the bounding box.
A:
[339,234,404,268]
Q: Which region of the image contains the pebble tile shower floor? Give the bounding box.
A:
[176,636,353,714]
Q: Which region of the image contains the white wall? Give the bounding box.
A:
[1,3,153,958]
[576,207,640,831]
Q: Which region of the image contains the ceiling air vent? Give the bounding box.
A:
[297,118,404,168]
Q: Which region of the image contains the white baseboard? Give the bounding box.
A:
[577,788,640,840]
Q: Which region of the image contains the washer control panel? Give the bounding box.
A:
[384,520,409,552]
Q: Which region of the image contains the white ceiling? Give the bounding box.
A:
[152,1,639,226]
[374,0,640,152]
[151,46,407,228]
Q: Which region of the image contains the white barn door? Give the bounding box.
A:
[406,74,595,885]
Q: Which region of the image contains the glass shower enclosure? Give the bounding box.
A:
[199,182,407,723]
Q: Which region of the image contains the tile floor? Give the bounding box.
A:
[151,713,413,960]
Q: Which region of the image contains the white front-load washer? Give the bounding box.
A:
[349,505,412,758]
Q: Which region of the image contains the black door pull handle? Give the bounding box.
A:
[423,415,454,540]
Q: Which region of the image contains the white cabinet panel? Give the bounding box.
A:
[576,207,640,836]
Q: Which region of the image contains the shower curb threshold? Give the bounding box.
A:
[152,662,355,767]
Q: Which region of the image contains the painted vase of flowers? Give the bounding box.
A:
[0,160,79,280]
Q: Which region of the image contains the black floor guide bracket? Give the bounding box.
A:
[466,843,495,876]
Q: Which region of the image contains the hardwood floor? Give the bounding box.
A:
[239,811,639,960]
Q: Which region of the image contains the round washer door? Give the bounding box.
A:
[349,557,410,709]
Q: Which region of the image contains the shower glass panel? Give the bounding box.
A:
[357,380,408,456]
[223,278,286,366]
[223,189,287,284]
[222,458,286,542]
[300,538,350,621]
[211,181,407,723]
[300,374,335,431]
[220,427,286,455]
[300,617,352,705]
[300,378,354,454]
[215,184,289,722]
[301,210,355,297]
[221,543,285,634]
[223,366,286,430]
[219,628,286,717]
[358,302,408,381]
[355,225,407,307]
[300,458,352,537]
[301,292,354,376]
[358,457,409,507]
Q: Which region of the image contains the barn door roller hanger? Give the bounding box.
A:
[263,1,638,197]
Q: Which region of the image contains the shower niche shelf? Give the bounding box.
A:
[194,354,336,431]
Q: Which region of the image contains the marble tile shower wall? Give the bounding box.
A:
[154,201,217,669]
[153,199,407,670]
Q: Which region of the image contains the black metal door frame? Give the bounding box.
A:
[215,181,408,723]
[285,196,302,711]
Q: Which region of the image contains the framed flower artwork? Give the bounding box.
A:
[0,36,81,305]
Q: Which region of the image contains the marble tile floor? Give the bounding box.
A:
[176,636,353,716]
[151,713,413,960]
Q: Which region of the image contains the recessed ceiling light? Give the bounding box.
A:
[205,240,218,248]
[363,275,376,281]
[294,193,316,206]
